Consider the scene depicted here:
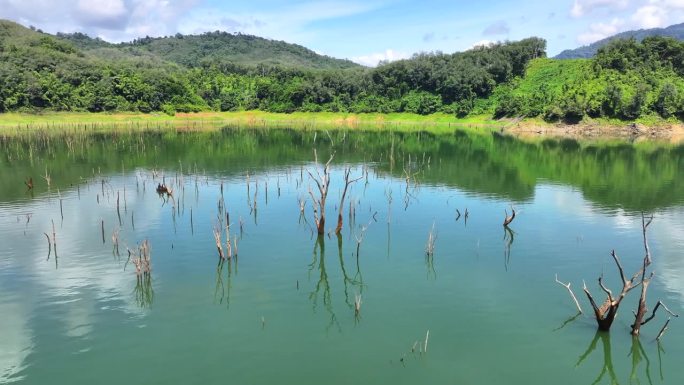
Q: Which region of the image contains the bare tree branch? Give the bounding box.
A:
[556,274,583,314]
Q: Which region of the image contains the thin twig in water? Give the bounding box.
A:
[425,222,436,257]
[555,274,583,314]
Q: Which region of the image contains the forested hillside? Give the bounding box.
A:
[496,37,684,122]
[2,19,684,124]
[57,30,359,69]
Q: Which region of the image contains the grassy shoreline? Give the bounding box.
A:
[1,111,682,144]
[0,111,501,132]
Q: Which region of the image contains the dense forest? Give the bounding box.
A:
[2,19,684,123]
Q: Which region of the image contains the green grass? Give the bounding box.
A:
[0,111,505,136]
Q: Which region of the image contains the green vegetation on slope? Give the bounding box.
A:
[57,29,359,69]
[495,37,684,123]
[2,19,684,126]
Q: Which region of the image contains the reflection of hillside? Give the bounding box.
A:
[1,129,683,211]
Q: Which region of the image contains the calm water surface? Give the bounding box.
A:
[1,129,683,384]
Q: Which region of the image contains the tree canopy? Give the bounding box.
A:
[2,19,684,123]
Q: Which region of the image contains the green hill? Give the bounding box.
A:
[56,29,360,70]
[496,36,684,122]
[555,22,684,59]
[2,18,684,125]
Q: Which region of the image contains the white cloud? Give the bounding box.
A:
[75,0,128,28]
[577,18,626,44]
[352,49,408,67]
[571,0,629,17]
[629,0,684,29]
[0,0,201,40]
[632,5,668,28]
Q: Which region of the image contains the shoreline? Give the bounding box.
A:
[503,120,684,144]
[1,111,683,143]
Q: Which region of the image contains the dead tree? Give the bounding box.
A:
[582,248,645,331]
[307,150,334,235]
[582,214,678,333]
[503,207,516,227]
[335,167,362,235]
[631,213,654,336]
[631,214,679,336]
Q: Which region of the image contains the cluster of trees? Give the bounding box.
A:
[495,36,684,122]
[0,19,546,116]
[3,18,684,123]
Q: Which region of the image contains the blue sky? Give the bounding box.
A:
[1,0,683,65]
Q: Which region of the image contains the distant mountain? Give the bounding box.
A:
[555,23,684,59]
[0,19,359,70]
[56,29,360,70]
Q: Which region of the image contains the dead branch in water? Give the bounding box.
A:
[656,319,672,341]
[130,239,152,277]
[354,293,362,318]
[336,167,363,235]
[112,228,120,257]
[307,149,334,235]
[42,167,51,188]
[503,207,516,227]
[425,221,436,257]
[555,274,583,314]
[43,232,51,260]
[631,213,657,337]
[213,226,226,261]
[580,213,677,335]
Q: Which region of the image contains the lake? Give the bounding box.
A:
[1,128,683,384]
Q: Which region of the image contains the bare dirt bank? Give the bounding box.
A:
[503,121,684,144]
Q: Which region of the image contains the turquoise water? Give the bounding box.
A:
[1,129,683,384]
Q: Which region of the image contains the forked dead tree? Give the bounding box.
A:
[336,167,363,235]
[580,213,678,333]
[307,150,334,235]
[583,249,647,331]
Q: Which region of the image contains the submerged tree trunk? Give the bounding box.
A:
[335,167,362,235]
[583,249,644,332]
[307,149,333,235]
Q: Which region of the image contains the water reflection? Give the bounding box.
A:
[503,226,515,271]
[576,332,619,384]
[5,129,684,211]
[214,258,235,309]
[0,301,32,384]
[308,235,339,331]
[336,234,363,310]
[134,275,154,309]
[575,331,666,384]
[1,130,684,384]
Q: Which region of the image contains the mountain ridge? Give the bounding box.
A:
[0,19,360,70]
[555,22,684,59]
